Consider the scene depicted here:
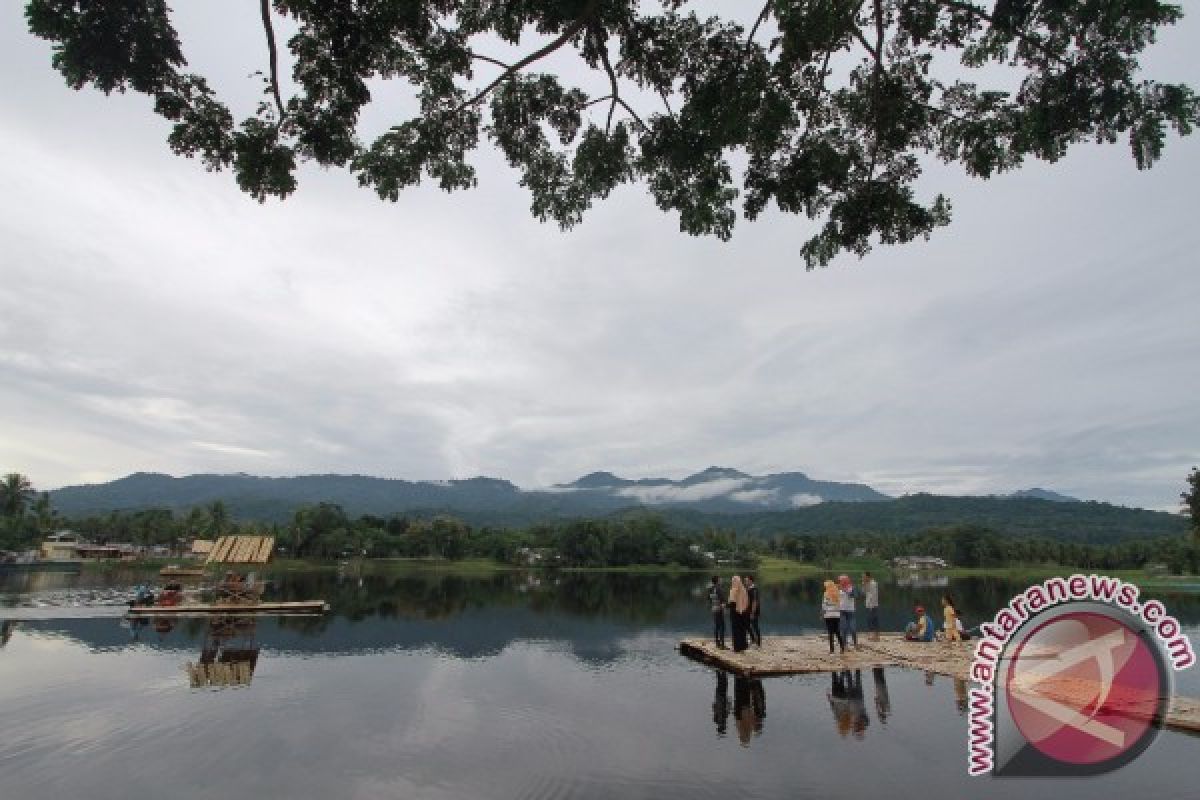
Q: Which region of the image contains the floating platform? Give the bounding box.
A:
[679,634,1200,735]
[128,600,328,616]
[160,566,208,578]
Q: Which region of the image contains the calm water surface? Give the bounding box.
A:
[1,570,1197,799]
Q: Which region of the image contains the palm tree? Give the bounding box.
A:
[207,500,230,538]
[32,492,59,534]
[1,473,35,518]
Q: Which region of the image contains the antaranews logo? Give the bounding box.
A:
[967,574,1195,777]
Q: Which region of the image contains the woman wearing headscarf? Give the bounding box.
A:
[821,579,845,654]
[942,593,961,642]
[838,574,859,649]
[728,575,751,652]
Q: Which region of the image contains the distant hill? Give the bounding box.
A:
[550,465,888,510]
[46,470,1186,544]
[48,466,888,519]
[644,494,1186,544]
[1008,488,1080,503]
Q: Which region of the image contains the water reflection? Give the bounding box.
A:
[1,571,1199,800]
[828,671,869,739]
[733,675,766,746]
[872,667,891,724]
[187,616,260,688]
[712,670,728,736]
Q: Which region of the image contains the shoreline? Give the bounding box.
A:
[71,556,1200,587]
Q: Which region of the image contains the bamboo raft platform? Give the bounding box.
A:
[160,566,208,578]
[679,634,1200,735]
[128,600,328,616]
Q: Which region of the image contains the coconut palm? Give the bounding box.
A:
[207,500,230,537]
[1,473,35,518]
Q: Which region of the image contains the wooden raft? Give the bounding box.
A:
[679,634,1200,735]
[205,535,275,565]
[128,600,327,615]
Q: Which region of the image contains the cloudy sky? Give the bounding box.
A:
[1,3,1197,510]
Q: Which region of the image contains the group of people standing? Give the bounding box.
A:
[820,572,879,654]
[705,572,969,652]
[708,574,760,652]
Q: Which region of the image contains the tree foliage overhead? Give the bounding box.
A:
[26,0,1199,266]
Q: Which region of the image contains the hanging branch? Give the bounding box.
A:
[259,0,286,120]
[594,29,646,133]
[747,2,772,48]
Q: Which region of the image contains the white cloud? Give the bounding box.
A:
[0,5,1198,510]
[730,488,780,505]
[615,478,749,505]
[790,494,824,508]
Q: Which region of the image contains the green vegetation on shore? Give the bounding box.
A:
[6,470,1198,578]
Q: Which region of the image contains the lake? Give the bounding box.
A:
[1,569,1197,799]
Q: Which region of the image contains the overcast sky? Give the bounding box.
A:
[1,3,1197,511]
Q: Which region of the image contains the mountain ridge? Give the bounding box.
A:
[43,470,1187,544]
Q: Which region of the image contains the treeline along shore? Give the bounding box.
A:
[8,500,1200,575]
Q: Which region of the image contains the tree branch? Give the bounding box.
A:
[594,28,647,133]
[747,2,771,48]
[852,27,880,63]
[658,86,676,120]
[873,0,885,68]
[455,2,597,113]
[471,53,512,70]
[259,0,285,120]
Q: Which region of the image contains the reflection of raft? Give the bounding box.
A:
[128,600,328,615]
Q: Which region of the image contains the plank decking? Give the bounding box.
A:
[679,634,1200,735]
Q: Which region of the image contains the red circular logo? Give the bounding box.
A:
[1006,611,1164,766]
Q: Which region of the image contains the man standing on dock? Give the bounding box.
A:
[708,575,727,649]
[863,572,879,642]
[745,574,761,648]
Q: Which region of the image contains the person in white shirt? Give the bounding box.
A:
[838,575,859,649]
[862,572,880,642]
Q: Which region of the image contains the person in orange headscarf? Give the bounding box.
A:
[821,579,845,654]
[728,575,751,652]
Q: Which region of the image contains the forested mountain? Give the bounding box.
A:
[48,467,887,519]
[43,470,1187,545]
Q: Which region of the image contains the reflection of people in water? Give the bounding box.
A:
[954,678,968,715]
[733,675,766,746]
[713,670,729,736]
[829,671,869,739]
[872,667,891,724]
[845,670,868,739]
[828,671,850,737]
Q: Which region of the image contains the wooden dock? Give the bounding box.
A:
[128,600,328,616]
[679,635,1200,735]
